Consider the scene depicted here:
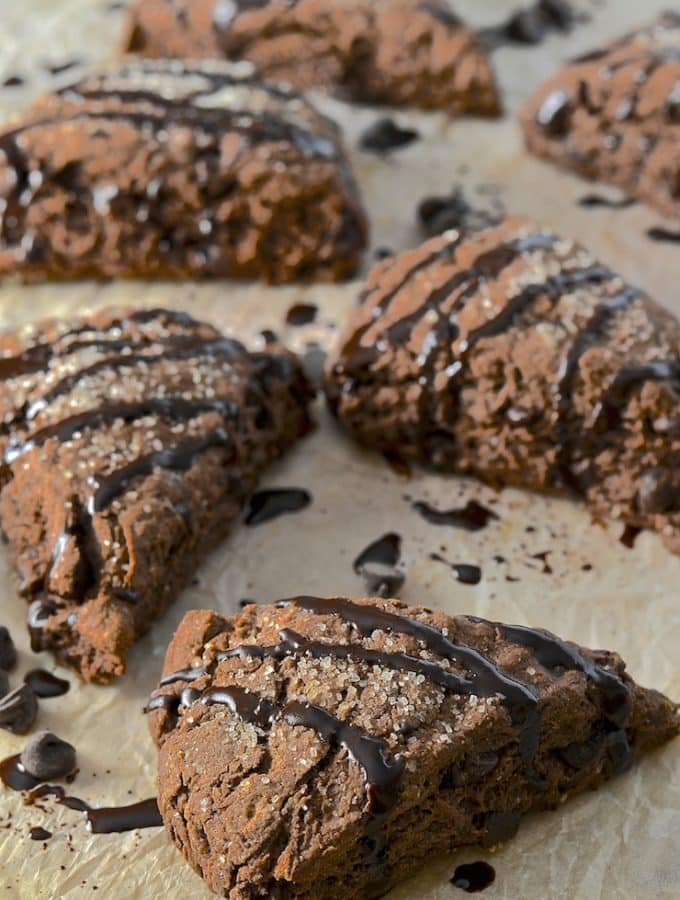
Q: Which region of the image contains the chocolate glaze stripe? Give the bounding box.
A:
[0,308,202,380]
[222,628,477,694]
[155,627,475,696]
[5,396,239,463]
[552,286,643,488]
[88,427,233,514]
[591,360,680,431]
[492,621,630,725]
[281,597,539,758]
[24,337,245,422]
[180,684,406,813]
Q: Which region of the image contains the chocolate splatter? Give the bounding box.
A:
[412,499,498,531]
[353,533,405,597]
[29,826,52,842]
[647,226,680,245]
[244,488,312,525]
[578,193,636,209]
[0,627,17,671]
[418,187,504,238]
[285,303,318,326]
[430,553,482,585]
[451,860,496,892]
[480,0,578,49]
[2,75,24,88]
[359,118,419,154]
[619,524,642,549]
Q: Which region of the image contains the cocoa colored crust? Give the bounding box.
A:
[520,13,680,219]
[148,596,678,899]
[0,307,312,682]
[0,59,367,283]
[324,218,680,554]
[123,0,501,116]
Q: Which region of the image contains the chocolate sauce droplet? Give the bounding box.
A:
[2,75,24,88]
[244,488,312,525]
[359,117,420,154]
[0,754,41,791]
[451,860,496,892]
[412,499,498,531]
[29,826,52,841]
[23,669,70,699]
[285,303,318,326]
[353,533,405,597]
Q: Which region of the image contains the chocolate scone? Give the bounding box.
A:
[520,13,680,219]
[0,59,367,283]
[147,596,678,899]
[324,218,680,553]
[124,0,501,116]
[0,307,312,682]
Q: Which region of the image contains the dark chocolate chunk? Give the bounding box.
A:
[0,626,17,671]
[0,684,38,734]
[20,731,77,780]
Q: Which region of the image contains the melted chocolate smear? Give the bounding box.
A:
[578,193,636,209]
[23,669,70,699]
[647,226,680,245]
[359,118,420,154]
[244,488,312,526]
[480,0,578,50]
[619,524,642,549]
[285,303,318,327]
[531,551,553,574]
[354,533,404,598]
[0,755,162,833]
[418,187,505,239]
[29,826,52,841]
[413,499,498,531]
[2,75,24,88]
[451,861,496,893]
[430,553,482,585]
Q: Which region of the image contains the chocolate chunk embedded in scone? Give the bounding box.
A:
[124,0,501,116]
[0,59,367,283]
[147,596,678,899]
[0,307,312,682]
[520,13,680,219]
[324,218,680,553]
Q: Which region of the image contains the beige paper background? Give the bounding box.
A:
[0,1,678,897]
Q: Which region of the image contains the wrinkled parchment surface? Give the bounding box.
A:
[0,1,678,897]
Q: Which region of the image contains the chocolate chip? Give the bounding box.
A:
[20,731,77,780]
[0,684,38,734]
[0,670,8,699]
[359,117,419,154]
[0,626,17,671]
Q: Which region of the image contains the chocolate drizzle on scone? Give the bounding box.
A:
[148,598,678,899]
[0,307,312,681]
[520,14,680,219]
[0,59,367,283]
[325,218,680,554]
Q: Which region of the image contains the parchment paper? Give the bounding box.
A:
[0,2,678,897]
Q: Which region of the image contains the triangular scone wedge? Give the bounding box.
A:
[0,308,312,682]
[0,59,367,283]
[519,13,680,219]
[124,0,501,116]
[148,597,678,900]
[324,217,680,553]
